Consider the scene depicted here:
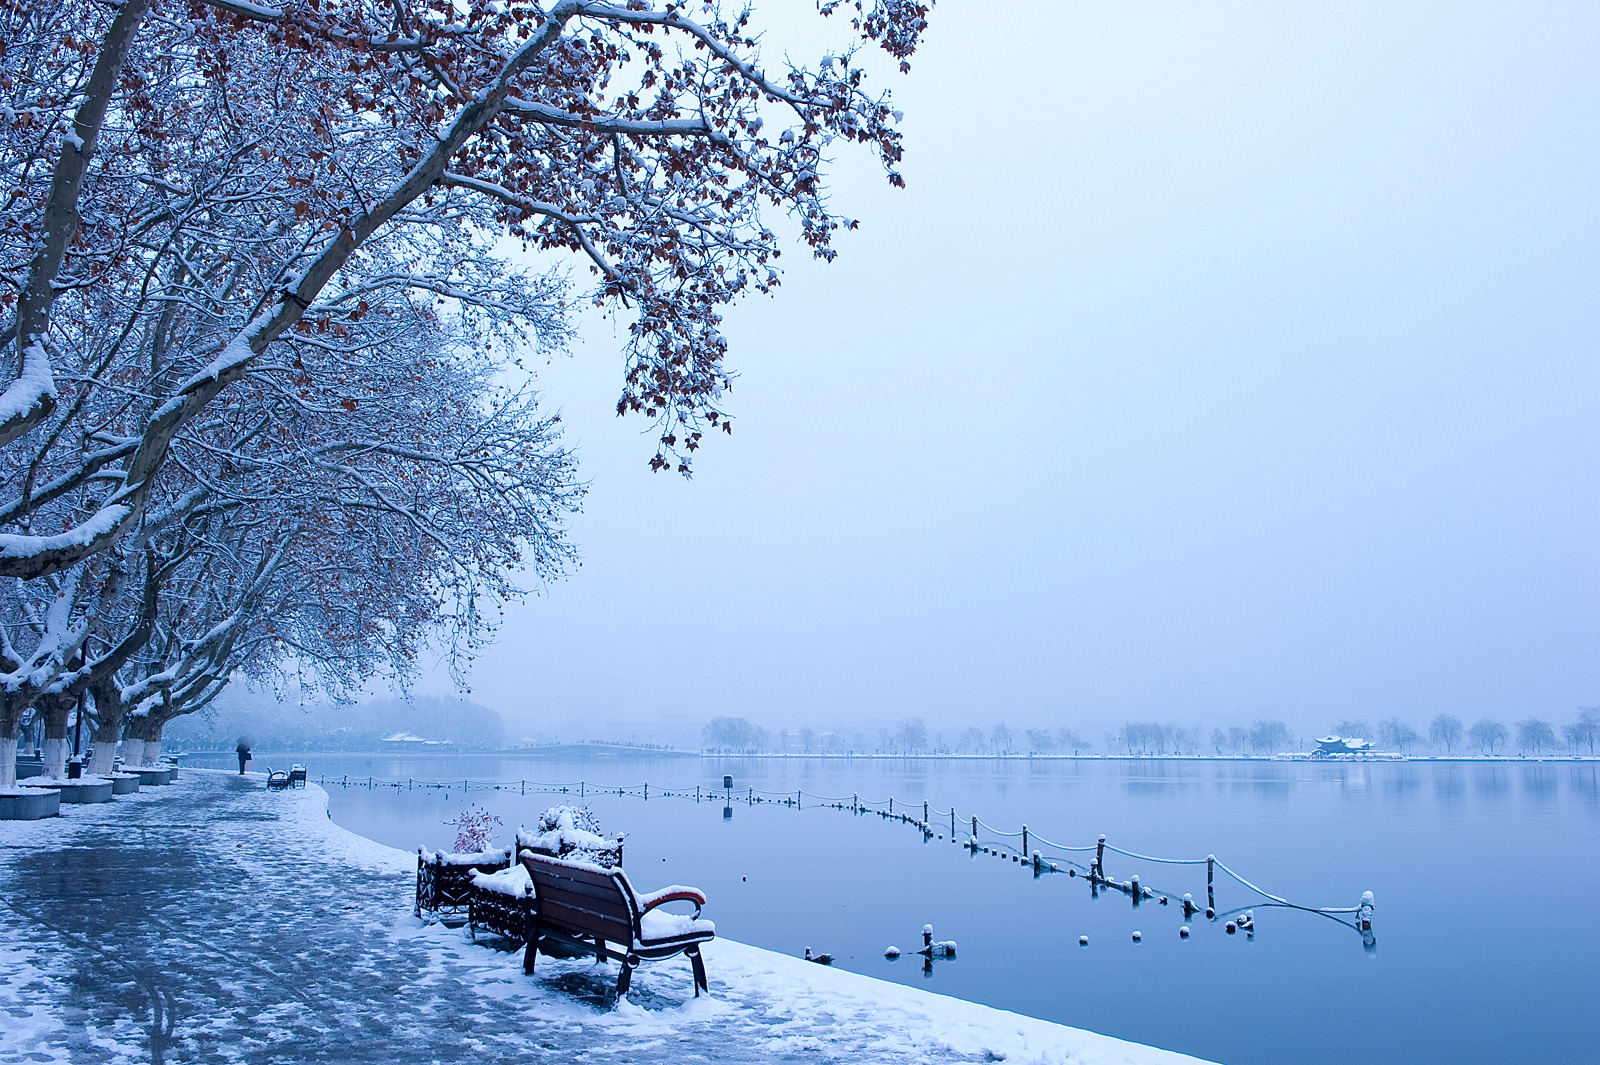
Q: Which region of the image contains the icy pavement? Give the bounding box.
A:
[0,771,1214,1065]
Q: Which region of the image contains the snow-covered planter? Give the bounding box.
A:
[415,846,513,919]
[471,863,532,896]
[516,806,623,868]
[467,864,535,943]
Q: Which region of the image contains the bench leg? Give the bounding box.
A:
[687,945,708,996]
[524,923,540,975]
[616,954,637,998]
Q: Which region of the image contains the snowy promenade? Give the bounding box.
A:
[0,771,1213,1065]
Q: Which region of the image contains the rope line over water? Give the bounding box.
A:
[313,773,1364,917]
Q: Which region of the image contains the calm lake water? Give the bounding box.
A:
[180,751,1600,1065]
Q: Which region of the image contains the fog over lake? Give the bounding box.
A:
[408,0,1600,743]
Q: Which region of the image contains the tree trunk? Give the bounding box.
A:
[41,696,71,780]
[0,693,22,788]
[88,682,125,776]
[124,713,162,768]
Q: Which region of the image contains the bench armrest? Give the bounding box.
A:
[635,886,706,919]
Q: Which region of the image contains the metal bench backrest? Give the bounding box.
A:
[521,853,637,945]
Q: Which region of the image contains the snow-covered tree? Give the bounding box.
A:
[1,0,930,575]
[1246,719,1291,756]
[1468,717,1507,756]
[1,0,931,775]
[1376,718,1418,755]
[1515,719,1555,757]
[1428,713,1463,755]
[109,310,580,769]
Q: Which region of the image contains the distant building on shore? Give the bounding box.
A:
[1311,735,1374,756]
[379,732,455,751]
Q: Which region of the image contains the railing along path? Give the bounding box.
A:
[319,773,1372,929]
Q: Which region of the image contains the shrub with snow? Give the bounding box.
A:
[517,805,623,868]
[444,806,503,853]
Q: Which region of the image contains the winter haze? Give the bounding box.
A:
[416,1,1600,741]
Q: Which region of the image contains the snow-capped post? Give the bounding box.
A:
[1207,855,1217,912]
[1358,891,1375,932]
[972,815,979,840]
[1096,836,1107,882]
[1131,875,1142,906]
[1022,825,1029,856]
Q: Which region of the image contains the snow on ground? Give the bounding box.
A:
[0,770,1215,1064]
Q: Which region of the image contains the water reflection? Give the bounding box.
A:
[1432,766,1465,803]
[1382,766,1420,804]
[1521,765,1559,801]
[1470,764,1510,798]
[1570,765,1600,804]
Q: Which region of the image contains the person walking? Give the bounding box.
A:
[236,739,252,774]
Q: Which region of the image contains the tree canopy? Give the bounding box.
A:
[0,0,932,777]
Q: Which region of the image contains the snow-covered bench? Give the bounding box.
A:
[518,850,715,997]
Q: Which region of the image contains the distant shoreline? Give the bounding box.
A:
[171,747,1597,764]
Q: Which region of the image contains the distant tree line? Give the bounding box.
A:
[1328,710,1599,757]
[158,693,505,752]
[697,707,1600,757]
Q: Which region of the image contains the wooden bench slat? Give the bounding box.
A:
[525,870,629,905]
[533,881,632,917]
[538,903,632,942]
[536,892,632,929]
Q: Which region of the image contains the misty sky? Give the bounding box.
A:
[411,1,1600,740]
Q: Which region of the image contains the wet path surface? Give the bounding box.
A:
[0,772,1199,1065]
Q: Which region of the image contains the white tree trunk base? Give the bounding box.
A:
[0,737,16,788]
[42,737,67,780]
[144,736,163,767]
[88,743,117,776]
[121,738,145,769]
